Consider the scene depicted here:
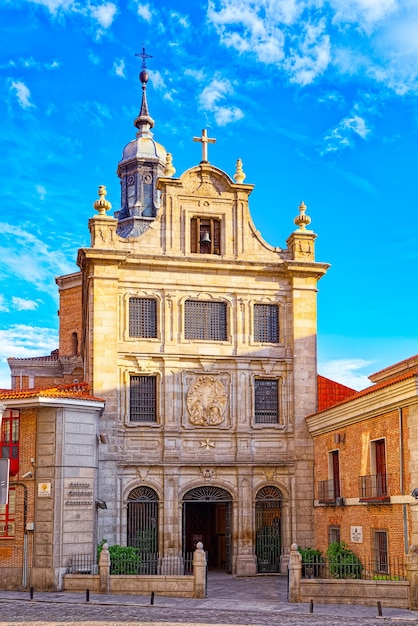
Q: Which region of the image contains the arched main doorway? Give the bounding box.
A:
[127,486,158,570]
[182,486,232,572]
[255,486,282,573]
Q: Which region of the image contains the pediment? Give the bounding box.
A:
[180,166,232,198]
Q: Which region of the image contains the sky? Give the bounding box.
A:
[1,0,418,391]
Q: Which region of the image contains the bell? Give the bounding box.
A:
[200,231,211,244]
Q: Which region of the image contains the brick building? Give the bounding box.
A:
[0,385,104,590]
[5,58,330,582]
[307,355,418,572]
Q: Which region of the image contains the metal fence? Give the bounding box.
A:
[66,553,98,575]
[301,555,406,581]
[66,552,195,576]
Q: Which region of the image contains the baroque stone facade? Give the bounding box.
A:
[6,67,329,580]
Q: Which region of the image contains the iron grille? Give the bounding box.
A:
[254,304,279,343]
[255,486,282,573]
[359,473,389,501]
[254,379,279,423]
[129,298,157,338]
[184,300,227,341]
[183,486,232,501]
[127,486,158,561]
[130,375,157,422]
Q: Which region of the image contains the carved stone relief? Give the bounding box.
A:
[186,375,228,426]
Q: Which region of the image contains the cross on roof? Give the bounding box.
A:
[193,129,216,163]
[135,46,152,69]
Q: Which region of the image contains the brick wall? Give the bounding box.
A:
[312,406,410,563]
[58,284,82,357]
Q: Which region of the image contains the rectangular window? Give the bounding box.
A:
[190,218,221,255]
[254,304,279,343]
[374,530,388,574]
[328,525,341,544]
[254,379,279,424]
[1,410,19,476]
[184,300,227,341]
[129,298,157,338]
[0,488,15,538]
[130,376,157,422]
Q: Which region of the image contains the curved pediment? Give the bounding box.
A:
[178,164,246,198]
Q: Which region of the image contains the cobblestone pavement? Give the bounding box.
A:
[0,573,417,626]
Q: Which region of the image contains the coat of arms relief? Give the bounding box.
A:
[186,375,228,427]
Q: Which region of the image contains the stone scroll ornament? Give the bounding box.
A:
[186,376,227,426]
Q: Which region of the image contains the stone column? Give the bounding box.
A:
[99,543,110,594]
[288,543,302,603]
[406,544,418,609]
[193,542,207,599]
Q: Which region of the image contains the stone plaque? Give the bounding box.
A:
[350,526,363,543]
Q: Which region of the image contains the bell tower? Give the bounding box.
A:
[115,47,169,238]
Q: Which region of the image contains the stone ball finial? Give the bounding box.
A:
[234,158,246,183]
[93,185,112,216]
[294,201,311,231]
[164,152,176,178]
[291,543,299,551]
[196,541,204,550]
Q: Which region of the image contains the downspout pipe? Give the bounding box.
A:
[399,408,409,554]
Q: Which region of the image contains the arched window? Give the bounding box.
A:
[127,486,158,561]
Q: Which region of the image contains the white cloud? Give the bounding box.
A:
[322,113,371,154]
[319,358,374,390]
[137,3,153,22]
[113,58,126,78]
[199,77,244,126]
[0,222,74,295]
[170,10,190,28]
[90,2,117,28]
[330,0,400,33]
[1,57,60,71]
[285,18,331,85]
[11,297,39,311]
[0,296,10,313]
[36,185,47,200]
[26,0,75,13]
[9,80,35,109]
[0,325,58,389]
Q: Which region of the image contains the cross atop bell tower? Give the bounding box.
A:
[193,128,216,163]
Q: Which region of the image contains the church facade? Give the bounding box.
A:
[7,62,329,578]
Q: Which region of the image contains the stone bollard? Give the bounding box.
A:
[406,544,418,609]
[193,542,207,599]
[99,542,110,594]
[288,543,302,603]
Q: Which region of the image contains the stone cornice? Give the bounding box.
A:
[306,376,418,435]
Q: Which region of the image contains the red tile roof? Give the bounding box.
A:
[317,375,356,412]
[0,382,104,402]
[315,369,418,415]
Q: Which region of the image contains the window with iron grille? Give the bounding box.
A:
[1,410,19,476]
[328,525,341,545]
[129,298,157,338]
[190,218,221,255]
[0,488,15,538]
[184,300,227,341]
[130,375,157,422]
[254,379,279,424]
[254,304,279,343]
[374,529,389,574]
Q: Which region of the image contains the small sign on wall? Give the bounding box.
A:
[350,526,363,543]
[38,482,52,497]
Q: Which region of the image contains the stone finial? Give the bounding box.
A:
[164,152,176,177]
[234,158,246,183]
[294,201,311,231]
[93,185,112,216]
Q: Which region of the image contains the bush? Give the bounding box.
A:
[326,541,362,579]
[97,540,142,575]
[298,547,324,578]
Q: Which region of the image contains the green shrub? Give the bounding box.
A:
[97,540,142,575]
[326,541,362,579]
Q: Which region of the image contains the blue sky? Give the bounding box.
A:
[1,0,417,390]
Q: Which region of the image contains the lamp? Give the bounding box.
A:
[411,488,418,499]
[98,433,109,444]
[96,499,107,509]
